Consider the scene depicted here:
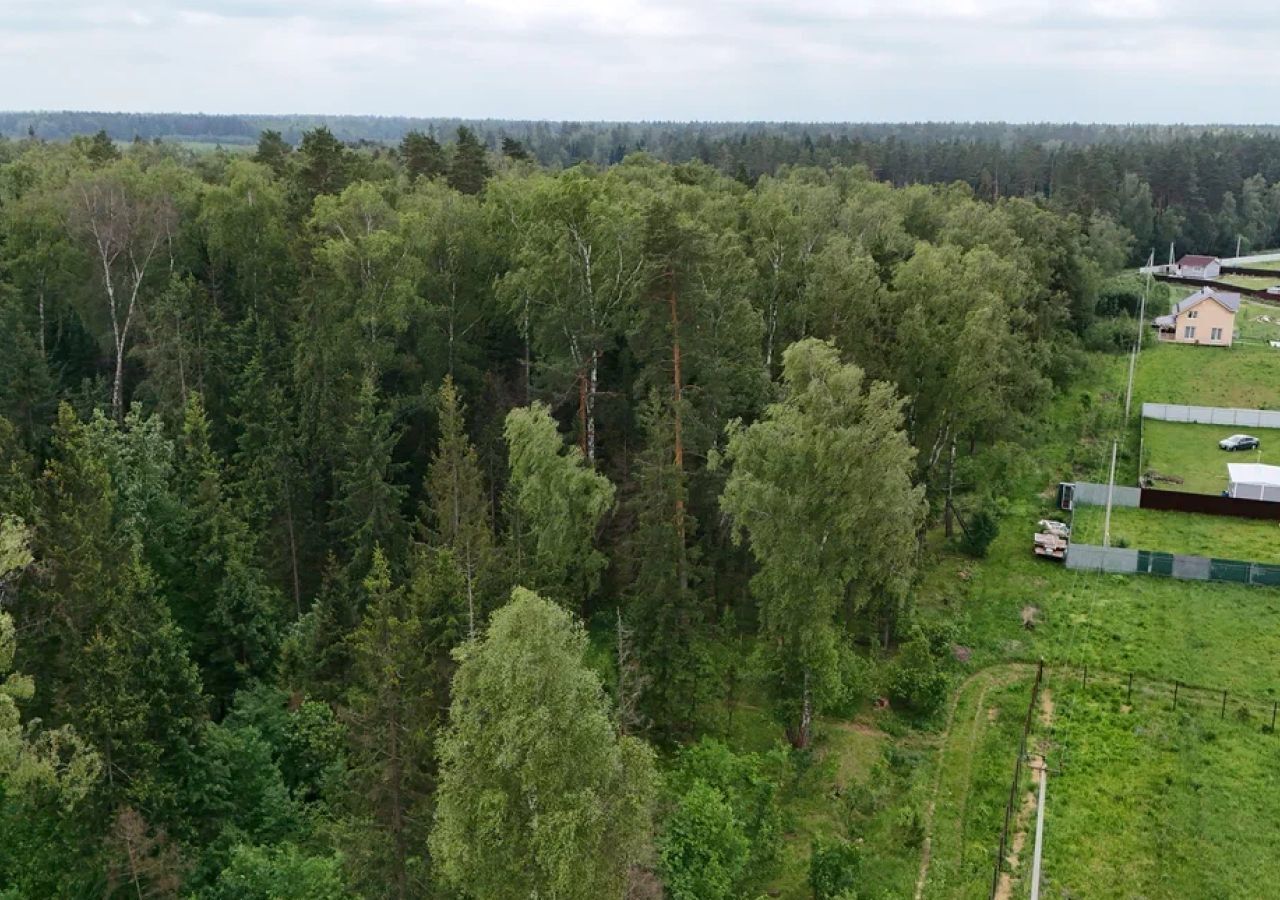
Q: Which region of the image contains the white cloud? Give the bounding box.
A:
[0,0,1278,121]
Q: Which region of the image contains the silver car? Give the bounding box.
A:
[1219,434,1260,451]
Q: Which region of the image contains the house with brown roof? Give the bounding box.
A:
[1175,254,1221,279]
[1153,287,1239,346]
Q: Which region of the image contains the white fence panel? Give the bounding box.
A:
[1071,482,1141,508]
[1065,544,1139,574]
[1142,402,1280,429]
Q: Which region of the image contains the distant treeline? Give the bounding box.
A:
[6,113,1280,258]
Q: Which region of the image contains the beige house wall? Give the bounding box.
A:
[1170,296,1235,346]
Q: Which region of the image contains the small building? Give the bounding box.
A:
[1152,287,1239,346]
[1176,254,1222,279]
[1227,463,1280,502]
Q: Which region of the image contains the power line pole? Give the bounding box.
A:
[1124,251,1154,424]
[1029,766,1048,900]
[1103,440,1118,549]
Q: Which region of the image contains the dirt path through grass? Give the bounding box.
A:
[913,663,1033,900]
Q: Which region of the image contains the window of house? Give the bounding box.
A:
[1211,327,1223,341]
[1187,309,1199,318]
[1184,325,1197,339]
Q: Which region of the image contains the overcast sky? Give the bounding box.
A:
[3,0,1278,123]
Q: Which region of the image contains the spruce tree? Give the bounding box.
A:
[176,394,281,712]
[422,376,497,637]
[332,374,407,583]
[338,549,438,899]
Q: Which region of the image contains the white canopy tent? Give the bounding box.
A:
[1227,463,1280,501]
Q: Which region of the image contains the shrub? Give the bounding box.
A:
[960,506,999,558]
[887,637,948,716]
[808,836,861,899]
[664,739,786,889]
[659,781,750,900]
[826,644,874,719]
[1083,315,1139,353]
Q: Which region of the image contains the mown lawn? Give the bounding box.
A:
[1041,688,1280,899]
[1070,503,1280,564]
[1141,419,1279,494]
[1133,341,1280,409]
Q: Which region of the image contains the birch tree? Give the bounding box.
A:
[430,587,656,900]
[500,168,646,461]
[719,339,924,747]
[503,403,614,613]
[66,161,178,419]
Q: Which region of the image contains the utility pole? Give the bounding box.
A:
[1124,251,1153,424]
[1237,234,1243,259]
[1124,343,1138,423]
[1029,766,1048,900]
[1103,440,1118,549]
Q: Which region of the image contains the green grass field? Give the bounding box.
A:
[904,334,1280,898]
[1141,419,1278,494]
[1221,273,1280,291]
[681,335,1280,899]
[1236,300,1280,344]
[1069,503,1280,564]
[1134,341,1280,409]
[1041,688,1280,899]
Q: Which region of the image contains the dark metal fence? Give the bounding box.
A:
[1141,486,1280,520]
[1061,664,1279,734]
[1153,273,1280,301]
[990,660,1044,900]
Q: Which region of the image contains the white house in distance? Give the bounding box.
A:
[1175,254,1222,279]
[1152,287,1240,346]
[1227,463,1280,502]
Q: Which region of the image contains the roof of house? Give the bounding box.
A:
[1228,463,1280,487]
[1152,288,1240,327]
[1176,287,1241,314]
[1177,254,1220,268]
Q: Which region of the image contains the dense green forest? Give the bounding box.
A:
[0,123,1175,897]
[8,115,1280,260]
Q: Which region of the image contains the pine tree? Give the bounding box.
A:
[294,127,352,204]
[253,129,292,177]
[399,130,446,181]
[447,126,491,195]
[501,136,530,161]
